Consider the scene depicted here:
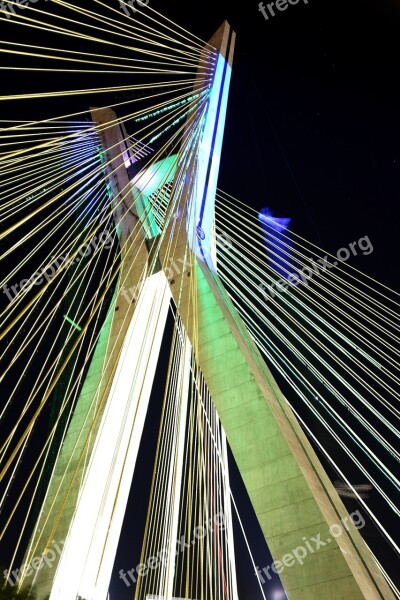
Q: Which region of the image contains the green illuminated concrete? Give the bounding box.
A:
[24,287,117,596]
[157,18,392,598]
[156,23,392,595]
[25,108,152,600]
[160,239,393,598]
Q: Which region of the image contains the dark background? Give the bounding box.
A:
[1,0,399,598]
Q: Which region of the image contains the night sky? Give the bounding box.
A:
[1,0,399,598]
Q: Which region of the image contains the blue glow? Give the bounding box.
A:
[186,51,233,272]
[259,208,294,280]
[271,589,287,600]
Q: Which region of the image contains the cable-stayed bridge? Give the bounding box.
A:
[0,2,399,599]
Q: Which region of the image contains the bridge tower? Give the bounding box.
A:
[23,21,393,600]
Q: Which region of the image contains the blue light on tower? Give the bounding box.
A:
[186,46,233,271]
[258,208,294,280]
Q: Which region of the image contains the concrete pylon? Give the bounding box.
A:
[23,109,170,600]
[158,20,394,600]
[21,17,393,600]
